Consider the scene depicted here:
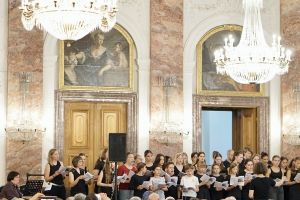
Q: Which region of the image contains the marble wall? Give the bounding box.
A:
[149,0,184,155]
[281,0,300,159]
[7,0,43,182]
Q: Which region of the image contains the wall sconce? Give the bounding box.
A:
[5,72,45,143]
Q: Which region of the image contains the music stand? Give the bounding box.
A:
[22,173,44,196]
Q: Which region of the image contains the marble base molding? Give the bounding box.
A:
[55,90,137,160]
[192,95,269,153]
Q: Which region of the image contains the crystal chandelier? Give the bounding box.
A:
[5,72,45,143]
[19,0,118,41]
[214,0,291,84]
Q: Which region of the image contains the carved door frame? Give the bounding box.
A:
[55,90,137,160]
[193,95,269,153]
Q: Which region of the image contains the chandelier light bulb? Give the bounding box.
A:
[19,0,118,41]
[214,0,291,84]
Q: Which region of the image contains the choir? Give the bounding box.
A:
[0,148,300,200]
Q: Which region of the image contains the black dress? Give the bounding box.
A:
[70,168,87,196]
[129,174,149,198]
[94,159,105,193]
[98,169,113,198]
[195,174,211,200]
[44,162,66,200]
[240,171,253,200]
[210,175,224,200]
[225,175,241,200]
[283,169,289,200]
[289,170,300,200]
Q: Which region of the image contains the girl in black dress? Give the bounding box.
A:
[43,148,66,199]
[93,148,108,193]
[195,162,210,200]
[280,156,289,200]
[225,163,241,200]
[97,159,114,198]
[210,164,225,200]
[287,157,300,200]
[69,156,88,196]
[240,159,254,200]
[249,162,282,200]
[129,162,149,198]
[266,155,284,200]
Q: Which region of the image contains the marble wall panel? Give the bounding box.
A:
[7,0,43,182]
[281,0,300,159]
[150,0,184,151]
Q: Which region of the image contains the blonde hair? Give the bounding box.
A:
[174,153,183,165]
[48,148,58,164]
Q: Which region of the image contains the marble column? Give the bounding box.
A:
[150,0,184,157]
[281,0,300,158]
[7,0,43,182]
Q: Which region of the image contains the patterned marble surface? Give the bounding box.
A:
[149,0,184,155]
[281,0,300,159]
[7,0,43,182]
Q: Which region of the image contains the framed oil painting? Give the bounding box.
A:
[196,25,264,96]
[59,24,134,91]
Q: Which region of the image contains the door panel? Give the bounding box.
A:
[232,108,258,152]
[64,102,127,171]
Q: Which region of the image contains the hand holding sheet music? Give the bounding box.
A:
[294,173,300,182]
[83,172,94,182]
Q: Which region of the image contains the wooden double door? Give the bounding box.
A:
[63,102,127,171]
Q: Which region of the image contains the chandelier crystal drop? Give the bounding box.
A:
[214,0,291,84]
[20,0,118,41]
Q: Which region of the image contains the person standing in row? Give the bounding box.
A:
[117,152,136,200]
[287,157,300,200]
[195,163,210,200]
[69,156,89,196]
[266,155,284,200]
[240,159,254,200]
[44,148,66,199]
[225,163,241,200]
[97,159,114,198]
[144,150,154,171]
[129,162,149,198]
[93,148,108,193]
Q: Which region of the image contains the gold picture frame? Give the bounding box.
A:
[196,24,264,96]
[59,24,135,91]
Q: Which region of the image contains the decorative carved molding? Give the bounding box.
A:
[192,95,269,153]
[55,90,137,160]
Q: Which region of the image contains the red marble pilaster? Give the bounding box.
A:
[150,0,184,156]
[281,0,300,159]
[7,0,43,182]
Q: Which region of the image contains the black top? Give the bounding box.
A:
[165,175,179,199]
[146,165,154,172]
[129,174,149,198]
[250,177,275,200]
[240,170,253,191]
[49,162,64,185]
[98,168,113,196]
[210,175,224,200]
[195,174,211,200]
[269,168,282,180]
[225,175,241,200]
[223,160,231,174]
[70,168,87,196]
